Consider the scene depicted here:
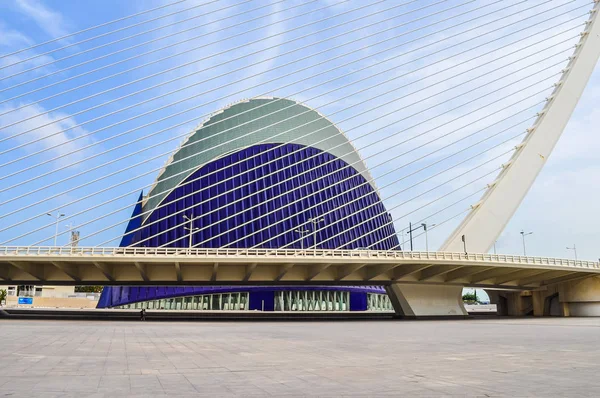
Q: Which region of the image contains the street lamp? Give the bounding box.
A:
[520,230,533,256]
[421,223,436,252]
[308,217,325,249]
[46,211,65,246]
[566,244,578,261]
[294,228,310,250]
[406,222,427,251]
[183,213,200,249]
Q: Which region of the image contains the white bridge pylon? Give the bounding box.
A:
[443,0,600,253]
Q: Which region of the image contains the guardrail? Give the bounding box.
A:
[1,246,598,269]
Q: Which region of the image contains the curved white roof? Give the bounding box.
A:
[144,97,374,217]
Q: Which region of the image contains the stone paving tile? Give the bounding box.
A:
[1,318,600,396]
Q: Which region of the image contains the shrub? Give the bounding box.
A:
[462,292,478,303]
[75,286,103,293]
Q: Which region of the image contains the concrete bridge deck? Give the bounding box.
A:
[1,247,598,289]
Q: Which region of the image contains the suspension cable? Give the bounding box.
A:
[1,0,572,186]
[0,0,455,145]
[4,36,576,246]
[0,0,305,113]
[111,76,556,249]
[0,0,188,59]
[0,3,584,247]
[2,28,568,246]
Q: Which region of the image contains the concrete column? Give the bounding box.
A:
[532,291,545,317]
[386,284,468,318]
[558,276,600,316]
[487,290,533,316]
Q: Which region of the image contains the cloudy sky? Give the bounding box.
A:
[0,0,597,260]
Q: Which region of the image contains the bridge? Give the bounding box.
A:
[2,246,598,288]
[0,0,599,317]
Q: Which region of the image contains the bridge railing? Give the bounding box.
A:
[0,246,598,270]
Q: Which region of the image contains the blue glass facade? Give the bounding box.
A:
[131,143,398,250]
[98,285,389,310]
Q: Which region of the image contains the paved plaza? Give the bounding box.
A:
[1,318,600,396]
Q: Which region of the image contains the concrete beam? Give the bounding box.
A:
[445,266,493,283]
[9,261,44,281]
[174,262,182,282]
[0,265,12,281]
[542,273,593,287]
[471,268,517,284]
[275,264,294,281]
[419,265,463,282]
[305,264,331,281]
[364,264,397,281]
[210,263,219,282]
[335,264,367,281]
[494,269,549,285]
[519,271,572,287]
[392,264,432,280]
[92,262,114,282]
[134,262,149,282]
[243,263,257,282]
[51,261,80,282]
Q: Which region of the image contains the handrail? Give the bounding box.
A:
[0,246,598,269]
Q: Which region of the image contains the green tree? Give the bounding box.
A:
[75,286,104,293]
[462,292,478,303]
[0,289,7,305]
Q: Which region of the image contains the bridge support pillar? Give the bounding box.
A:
[487,277,600,317]
[556,276,600,316]
[385,284,468,318]
[487,290,539,316]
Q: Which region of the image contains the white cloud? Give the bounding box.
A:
[13,0,71,39]
[0,102,93,168]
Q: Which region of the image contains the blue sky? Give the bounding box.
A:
[0,0,597,261]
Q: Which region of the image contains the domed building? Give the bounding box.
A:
[98,97,399,311]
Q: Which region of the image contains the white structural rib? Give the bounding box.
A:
[441,1,600,253]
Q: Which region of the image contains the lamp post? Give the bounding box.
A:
[294,228,310,250]
[421,223,436,252]
[183,213,200,249]
[406,222,428,251]
[46,211,65,246]
[406,222,419,251]
[520,230,533,256]
[308,217,325,249]
[566,244,578,261]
